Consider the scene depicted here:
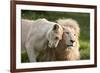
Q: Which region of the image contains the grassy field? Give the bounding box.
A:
[21,10,90,62]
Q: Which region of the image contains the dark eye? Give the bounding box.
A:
[74,34,76,36]
[55,37,59,40]
[66,32,69,34]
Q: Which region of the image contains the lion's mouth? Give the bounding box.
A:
[67,45,73,47]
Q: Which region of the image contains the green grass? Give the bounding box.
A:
[21,52,29,62]
[21,10,90,62]
[80,40,90,59]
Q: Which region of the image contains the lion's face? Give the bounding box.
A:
[63,27,78,49]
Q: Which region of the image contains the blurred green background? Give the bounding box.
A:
[21,10,90,62]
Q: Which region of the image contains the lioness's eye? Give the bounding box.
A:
[55,37,59,40]
[66,32,69,34]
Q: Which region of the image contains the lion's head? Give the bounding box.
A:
[57,18,80,49]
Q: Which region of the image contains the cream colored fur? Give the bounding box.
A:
[56,19,80,60]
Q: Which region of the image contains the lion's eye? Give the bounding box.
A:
[74,34,76,36]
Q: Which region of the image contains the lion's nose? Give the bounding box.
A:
[70,40,75,43]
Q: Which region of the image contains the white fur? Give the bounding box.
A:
[21,18,63,62]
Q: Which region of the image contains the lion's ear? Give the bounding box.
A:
[53,24,59,31]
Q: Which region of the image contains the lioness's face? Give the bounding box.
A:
[48,24,63,48]
[63,27,77,48]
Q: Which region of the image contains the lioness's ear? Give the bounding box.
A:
[53,24,59,30]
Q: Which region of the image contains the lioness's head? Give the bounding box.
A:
[47,24,63,48]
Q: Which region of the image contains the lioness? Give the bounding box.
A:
[21,18,63,62]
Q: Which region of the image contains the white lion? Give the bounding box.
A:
[21,18,63,62]
[56,18,80,60]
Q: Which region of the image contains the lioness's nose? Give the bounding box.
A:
[70,40,75,43]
